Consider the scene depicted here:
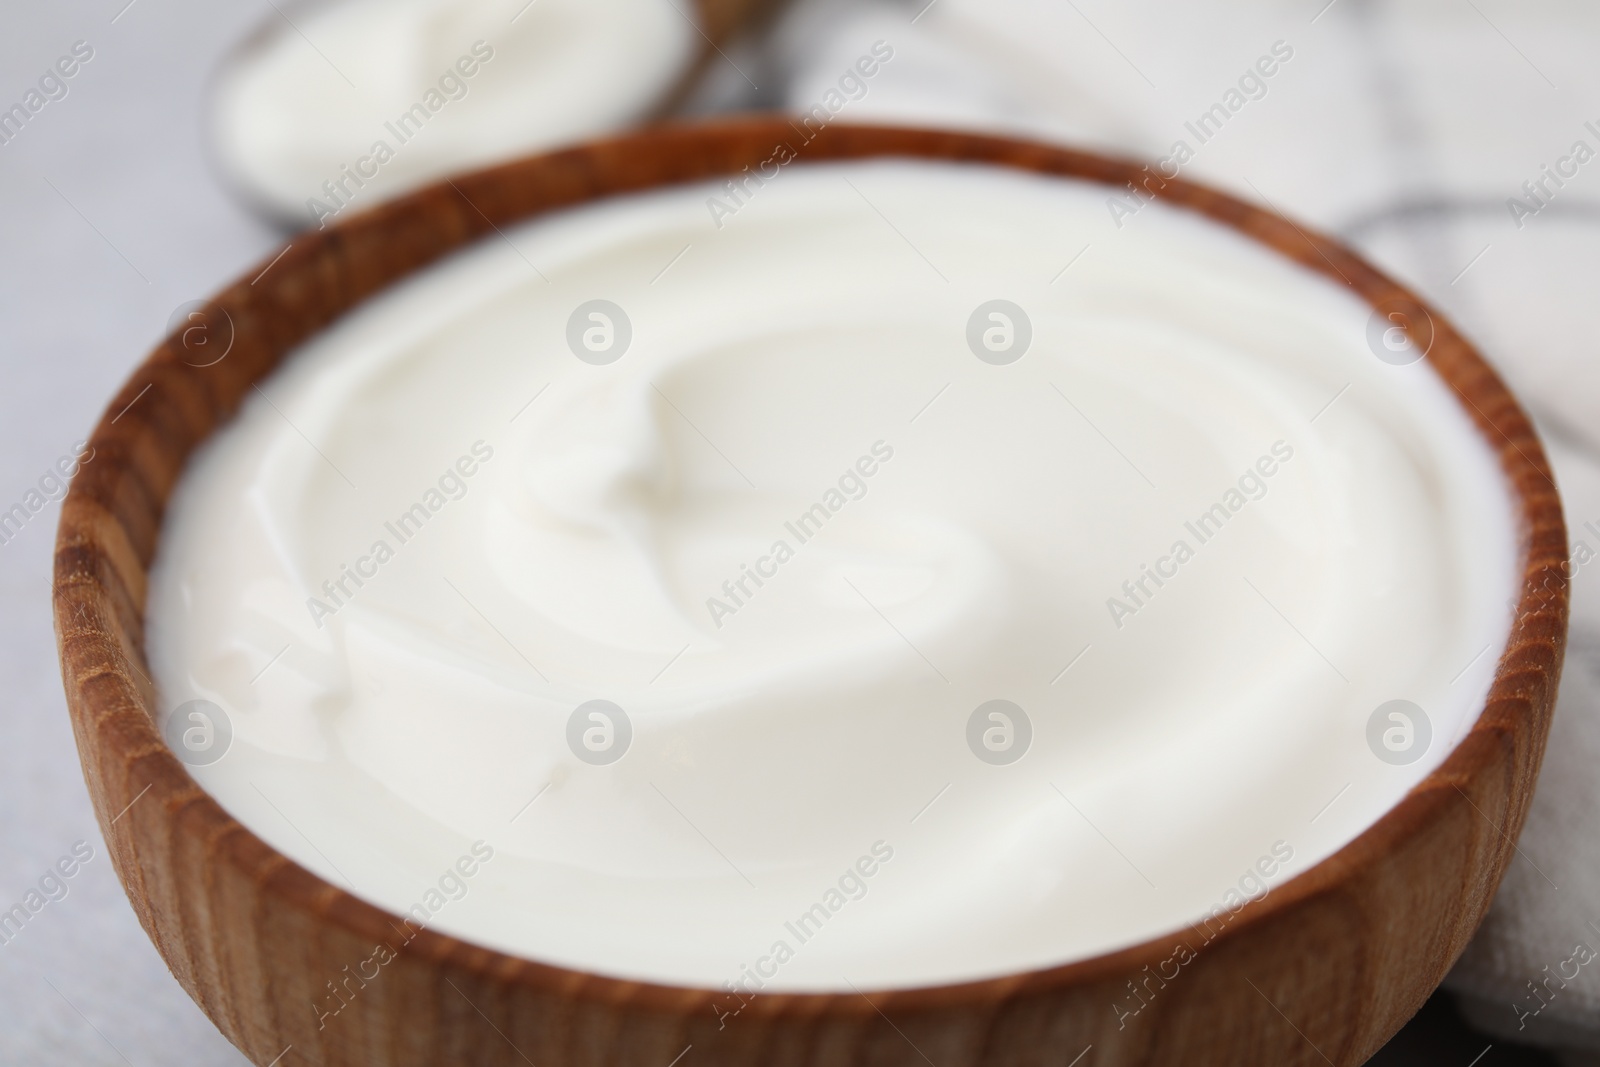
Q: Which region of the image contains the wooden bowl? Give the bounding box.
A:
[54,119,1568,1067]
[207,0,784,227]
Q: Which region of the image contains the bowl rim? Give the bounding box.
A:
[55,116,1569,1022]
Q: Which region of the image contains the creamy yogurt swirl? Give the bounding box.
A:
[148,160,1518,990]
[211,0,696,222]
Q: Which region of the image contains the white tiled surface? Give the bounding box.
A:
[2,1,1598,1062]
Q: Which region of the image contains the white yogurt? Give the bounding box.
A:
[147,160,1519,992]
[210,0,696,224]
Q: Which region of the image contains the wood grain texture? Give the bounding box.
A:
[54,119,1568,1067]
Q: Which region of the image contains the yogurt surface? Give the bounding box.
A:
[147,160,1519,991]
[210,0,696,223]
